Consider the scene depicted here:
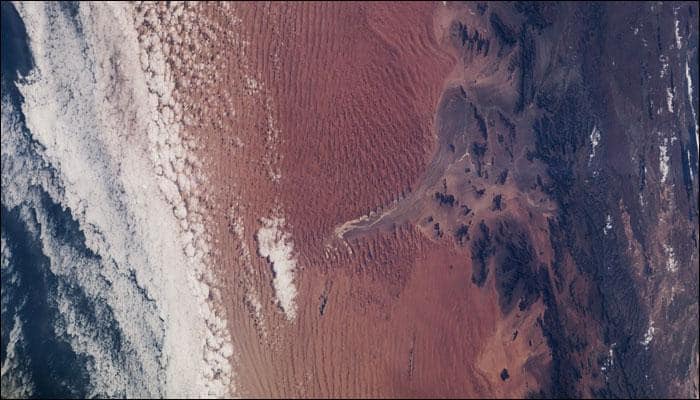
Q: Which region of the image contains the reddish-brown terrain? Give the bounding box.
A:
[155,1,698,398]
[176,2,552,397]
[2,1,697,398]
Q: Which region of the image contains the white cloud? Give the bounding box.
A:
[686,59,699,154]
[666,87,674,113]
[659,138,670,184]
[674,9,682,50]
[589,125,601,165]
[10,2,234,396]
[256,217,299,321]
[640,320,655,347]
[603,214,613,235]
[664,244,678,273]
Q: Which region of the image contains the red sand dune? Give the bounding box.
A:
[166,2,555,397]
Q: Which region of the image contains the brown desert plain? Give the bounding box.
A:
[137,1,700,398]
